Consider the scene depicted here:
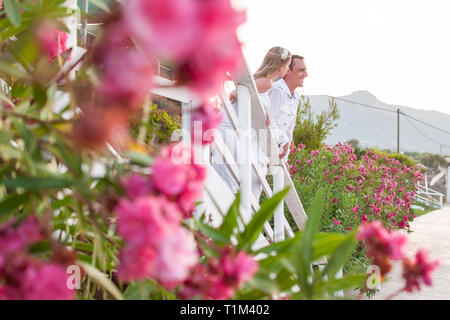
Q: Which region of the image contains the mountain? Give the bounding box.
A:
[305,90,450,154]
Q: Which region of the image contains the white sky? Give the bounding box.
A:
[233,0,450,115]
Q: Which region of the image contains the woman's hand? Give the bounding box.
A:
[264,107,270,126]
[279,143,289,159]
[229,90,237,103]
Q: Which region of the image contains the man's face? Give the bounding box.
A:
[285,58,308,88]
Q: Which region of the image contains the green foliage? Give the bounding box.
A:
[131,103,181,146]
[293,96,339,151]
[417,152,448,169]
[370,148,416,167]
[197,189,366,300]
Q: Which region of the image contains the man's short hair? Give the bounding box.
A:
[289,55,304,70]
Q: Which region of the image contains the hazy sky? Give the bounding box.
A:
[233,0,450,115]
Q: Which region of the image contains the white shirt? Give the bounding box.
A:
[267,79,300,148]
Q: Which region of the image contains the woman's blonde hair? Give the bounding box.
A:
[253,46,292,79]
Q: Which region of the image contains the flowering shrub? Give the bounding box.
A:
[288,142,424,233]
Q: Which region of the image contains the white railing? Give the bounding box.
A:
[415,184,444,209]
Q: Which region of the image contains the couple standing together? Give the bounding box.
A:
[212,46,308,201]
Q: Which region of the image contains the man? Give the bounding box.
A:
[267,55,308,161]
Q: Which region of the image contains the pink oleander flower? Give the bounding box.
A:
[125,0,245,98]
[124,0,199,60]
[36,21,69,61]
[332,198,338,203]
[152,144,206,216]
[117,245,156,281]
[153,228,199,285]
[179,247,258,300]
[0,1,2,10]
[352,205,359,214]
[0,216,43,272]
[310,150,319,156]
[332,218,341,225]
[220,250,258,286]
[116,196,181,246]
[73,107,130,150]
[0,256,74,300]
[121,174,151,199]
[357,221,408,262]
[97,48,154,110]
[191,103,223,145]
[116,196,198,284]
[402,249,440,292]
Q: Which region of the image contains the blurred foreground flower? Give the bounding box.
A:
[402,249,440,293]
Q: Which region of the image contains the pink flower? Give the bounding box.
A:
[357,221,408,261]
[310,150,319,156]
[121,174,151,199]
[117,245,156,280]
[152,144,206,216]
[402,249,440,292]
[124,0,199,60]
[332,198,338,203]
[332,218,341,225]
[0,216,43,272]
[152,228,199,285]
[0,256,74,300]
[191,103,223,145]
[21,263,74,300]
[220,250,258,285]
[36,22,69,61]
[116,196,181,246]
[116,196,198,284]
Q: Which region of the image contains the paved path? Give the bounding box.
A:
[371,206,450,300]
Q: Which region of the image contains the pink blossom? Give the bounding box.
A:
[310,150,319,156]
[357,221,408,261]
[0,216,43,272]
[116,196,198,284]
[151,228,199,285]
[117,245,156,281]
[191,103,223,145]
[333,219,341,225]
[124,0,199,60]
[402,249,440,292]
[116,196,181,246]
[152,144,206,216]
[332,198,338,203]
[36,22,69,61]
[220,250,258,285]
[0,256,74,300]
[121,174,151,199]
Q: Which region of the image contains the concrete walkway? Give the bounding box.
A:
[371,206,450,300]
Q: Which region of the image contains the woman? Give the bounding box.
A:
[212,46,292,201]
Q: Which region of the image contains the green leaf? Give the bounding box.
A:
[0,130,13,145]
[240,187,289,252]
[312,232,348,261]
[1,176,73,191]
[0,193,29,220]
[195,219,229,245]
[299,188,325,264]
[321,231,357,280]
[78,261,124,300]
[123,151,153,167]
[4,0,21,27]
[218,193,241,240]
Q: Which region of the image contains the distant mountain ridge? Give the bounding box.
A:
[305,90,450,154]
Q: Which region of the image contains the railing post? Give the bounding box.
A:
[237,84,252,224]
[446,166,450,203]
[272,165,285,242]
